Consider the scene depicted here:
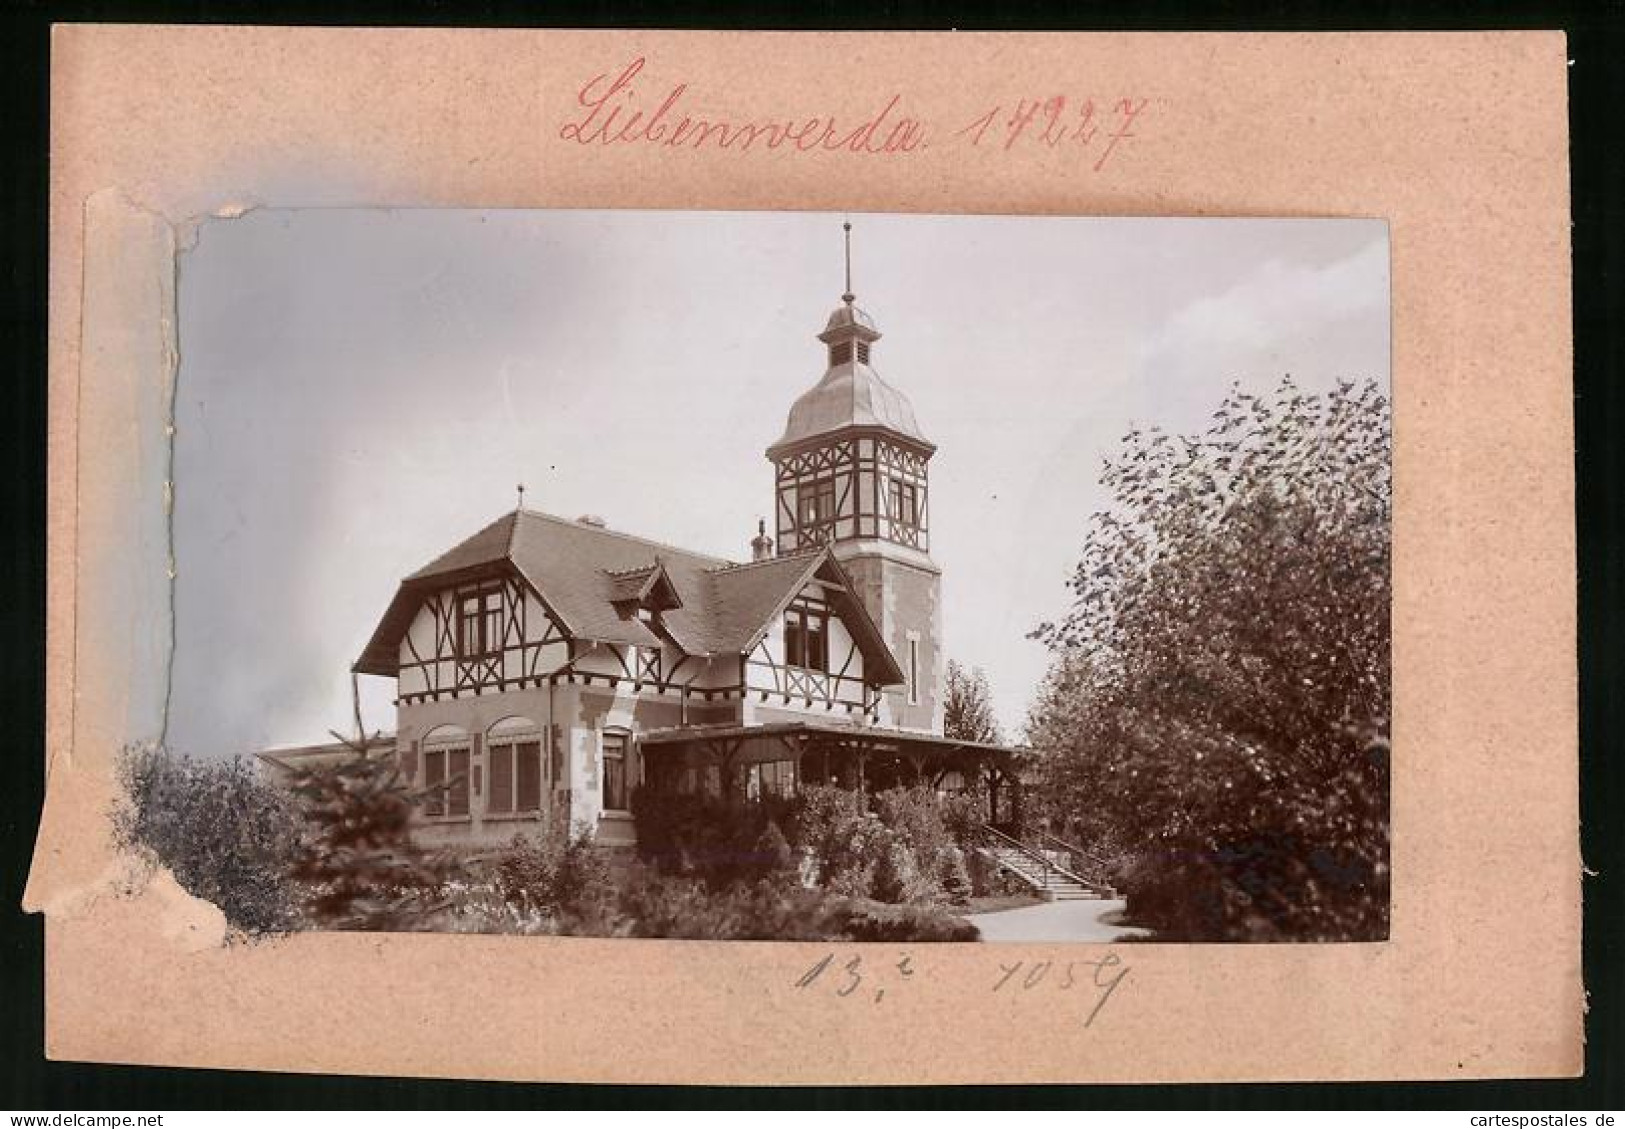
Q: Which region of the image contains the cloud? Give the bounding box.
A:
[1138,233,1390,403]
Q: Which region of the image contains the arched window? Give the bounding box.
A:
[486,716,543,815]
[420,725,472,819]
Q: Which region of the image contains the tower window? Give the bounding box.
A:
[887,478,919,528]
[830,341,853,366]
[797,477,837,532]
[855,341,870,364]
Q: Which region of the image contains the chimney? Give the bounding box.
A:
[750,518,774,562]
[576,514,608,529]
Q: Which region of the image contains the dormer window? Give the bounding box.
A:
[608,561,682,623]
[784,603,829,672]
[456,582,503,659]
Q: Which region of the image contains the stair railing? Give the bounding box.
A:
[980,824,1062,889]
[1030,829,1114,887]
[979,825,1112,896]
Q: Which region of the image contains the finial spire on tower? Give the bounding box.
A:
[516,482,526,510]
[842,220,855,306]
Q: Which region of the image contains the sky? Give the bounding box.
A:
[169,209,1389,757]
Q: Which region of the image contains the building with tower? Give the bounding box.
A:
[342,228,1020,852]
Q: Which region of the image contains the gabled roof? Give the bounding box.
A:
[606,559,682,611]
[706,551,904,685]
[354,509,904,685]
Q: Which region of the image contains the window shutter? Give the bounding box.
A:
[448,748,470,817]
[424,750,446,817]
[488,744,513,813]
[516,741,542,811]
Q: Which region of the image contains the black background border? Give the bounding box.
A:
[2,0,1619,1110]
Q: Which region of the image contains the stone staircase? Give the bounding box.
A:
[977,831,1117,902]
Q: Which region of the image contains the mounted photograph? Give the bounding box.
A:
[118,209,1392,945]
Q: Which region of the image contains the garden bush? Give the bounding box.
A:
[491,822,611,919]
[113,743,303,935]
[935,791,988,849]
[630,785,795,888]
[788,783,991,904]
[554,861,981,941]
[831,898,981,942]
[936,846,974,906]
[790,784,890,896]
[589,865,835,940]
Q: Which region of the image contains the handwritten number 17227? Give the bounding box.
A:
[955,96,1149,171]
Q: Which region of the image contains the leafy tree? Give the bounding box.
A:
[944,660,1002,745]
[1029,377,1390,941]
[113,743,302,935]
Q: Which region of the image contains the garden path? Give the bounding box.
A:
[965,898,1152,943]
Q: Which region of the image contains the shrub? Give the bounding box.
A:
[873,785,953,855]
[419,882,553,935]
[936,791,988,849]
[964,847,1034,899]
[630,785,794,888]
[288,736,466,931]
[560,863,982,941]
[867,830,944,904]
[867,835,911,903]
[871,785,974,903]
[491,823,611,919]
[937,846,974,907]
[597,866,837,940]
[749,820,800,885]
[790,785,887,895]
[831,899,981,942]
[112,742,301,935]
[1116,829,1390,942]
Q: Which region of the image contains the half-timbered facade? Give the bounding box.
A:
[350,245,1021,851]
[353,510,910,848]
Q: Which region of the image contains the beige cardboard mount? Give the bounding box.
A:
[29,27,1578,1084]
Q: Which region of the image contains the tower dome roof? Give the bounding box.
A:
[771,358,931,453]
[772,224,934,457]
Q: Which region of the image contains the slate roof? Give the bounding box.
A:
[771,299,934,456]
[770,361,933,455]
[354,509,903,685]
